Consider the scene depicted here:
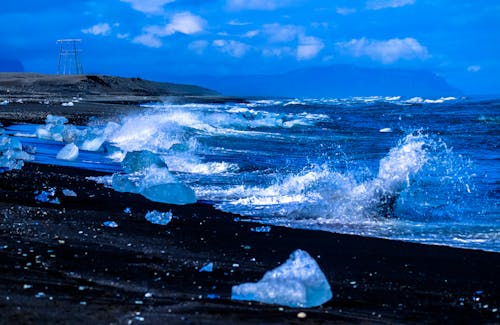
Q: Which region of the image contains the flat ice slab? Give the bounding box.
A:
[231,249,332,308]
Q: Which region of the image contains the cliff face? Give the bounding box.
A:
[0,73,219,98]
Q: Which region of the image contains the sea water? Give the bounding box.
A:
[5,96,499,251]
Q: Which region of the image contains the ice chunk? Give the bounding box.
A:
[379,127,393,133]
[62,189,77,197]
[34,188,60,204]
[103,221,118,228]
[111,166,197,205]
[56,143,79,161]
[231,249,332,308]
[46,115,68,125]
[251,226,271,233]
[61,101,74,107]
[122,150,167,173]
[142,183,196,205]
[0,135,34,171]
[145,210,173,225]
[199,262,214,273]
[0,100,9,105]
[80,137,105,151]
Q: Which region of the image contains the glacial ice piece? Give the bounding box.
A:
[62,189,77,197]
[56,143,79,161]
[251,226,271,233]
[111,163,197,205]
[122,150,167,173]
[231,249,332,308]
[46,115,68,125]
[34,188,60,204]
[103,221,118,228]
[0,134,34,171]
[145,210,173,225]
[199,262,214,272]
[141,183,196,205]
[80,136,105,151]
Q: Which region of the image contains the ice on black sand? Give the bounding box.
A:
[231,249,332,308]
[145,210,173,225]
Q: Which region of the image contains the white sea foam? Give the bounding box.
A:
[206,133,429,222]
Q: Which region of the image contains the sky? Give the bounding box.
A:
[1,0,499,94]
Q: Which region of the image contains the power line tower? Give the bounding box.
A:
[57,39,84,75]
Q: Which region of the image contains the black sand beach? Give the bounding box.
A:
[0,74,499,324]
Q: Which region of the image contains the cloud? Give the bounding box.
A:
[259,23,323,60]
[467,65,481,72]
[228,20,252,26]
[243,30,260,38]
[133,12,205,48]
[337,37,428,64]
[336,7,357,15]
[213,39,250,57]
[163,12,205,35]
[121,0,175,15]
[117,33,130,39]
[133,33,162,48]
[189,40,209,55]
[262,23,302,43]
[366,0,415,10]
[227,0,296,11]
[297,35,324,60]
[81,23,111,36]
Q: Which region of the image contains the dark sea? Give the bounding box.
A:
[6,96,500,251]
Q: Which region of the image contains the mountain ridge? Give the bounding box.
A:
[174,65,461,98]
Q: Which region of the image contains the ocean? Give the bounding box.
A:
[6,96,499,251]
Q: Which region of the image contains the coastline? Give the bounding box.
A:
[0,162,498,323]
[0,75,498,323]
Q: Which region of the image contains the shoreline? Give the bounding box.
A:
[0,163,498,323]
[0,96,499,323]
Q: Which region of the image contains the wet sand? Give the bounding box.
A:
[0,74,499,323]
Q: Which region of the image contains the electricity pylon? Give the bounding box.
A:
[57,39,83,75]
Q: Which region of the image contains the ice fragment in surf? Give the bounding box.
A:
[61,101,74,107]
[56,143,79,161]
[80,137,105,151]
[145,210,173,225]
[379,127,392,133]
[231,249,332,308]
[199,262,214,273]
[122,150,167,173]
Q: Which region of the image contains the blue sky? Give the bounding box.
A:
[1,0,499,94]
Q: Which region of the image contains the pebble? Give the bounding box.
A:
[297,312,307,319]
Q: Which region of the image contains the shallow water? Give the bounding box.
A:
[6,96,499,251]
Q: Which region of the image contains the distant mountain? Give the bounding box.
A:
[178,65,461,98]
[0,59,24,72]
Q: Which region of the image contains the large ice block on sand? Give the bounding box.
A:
[111,164,196,205]
[141,183,196,205]
[231,249,332,308]
[121,150,167,173]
